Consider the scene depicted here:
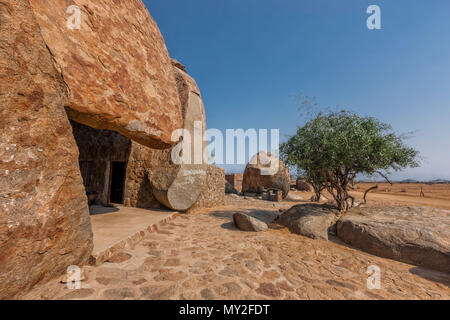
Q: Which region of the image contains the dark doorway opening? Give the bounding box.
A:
[109,162,127,204]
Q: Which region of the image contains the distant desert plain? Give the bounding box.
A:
[351,182,450,210]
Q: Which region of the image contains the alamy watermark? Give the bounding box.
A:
[66,5,81,30]
[366,265,382,290]
[170,121,280,175]
[67,5,382,31]
[66,265,82,290]
[367,5,381,30]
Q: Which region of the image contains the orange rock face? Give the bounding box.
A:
[28,0,183,149]
[0,0,93,299]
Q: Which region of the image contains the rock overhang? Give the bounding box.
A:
[29,0,183,149]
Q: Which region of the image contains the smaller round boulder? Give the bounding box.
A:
[277,204,340,240]
[233,213,268,232]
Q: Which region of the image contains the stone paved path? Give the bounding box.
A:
[24,199,450,300]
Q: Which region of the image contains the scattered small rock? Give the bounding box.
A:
[233,213,268,232]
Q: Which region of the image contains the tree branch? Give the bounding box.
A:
[375,171,393,185]
[363,185,378,204]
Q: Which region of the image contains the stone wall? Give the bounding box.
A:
[190,166,226,210]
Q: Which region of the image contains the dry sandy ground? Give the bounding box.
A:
[23,194,450,300]
[355,183,450,200]
[353,183,450,209]
[293,184,450,210]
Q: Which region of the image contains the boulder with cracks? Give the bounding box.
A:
[277,204,340,240]
[146,61,207,211]
[337,206,450,273]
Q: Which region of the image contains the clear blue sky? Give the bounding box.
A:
[144,0,450,181]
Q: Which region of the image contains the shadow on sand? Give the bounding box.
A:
[409,266,450,288]
[210,208,280,231]
[89,205,120,216]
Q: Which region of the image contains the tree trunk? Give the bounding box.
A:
[312,187,321,202]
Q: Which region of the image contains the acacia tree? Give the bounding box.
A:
[280,110,419,212]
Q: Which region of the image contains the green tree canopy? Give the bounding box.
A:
[280,110,420,211]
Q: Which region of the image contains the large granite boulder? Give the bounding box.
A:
[0,0,93,299]
[337,206,450,273]
[277,204,340,240]
[146,61,207,211]
[242,151,291,199]
[93,60,209,212]
[28,0,183,149]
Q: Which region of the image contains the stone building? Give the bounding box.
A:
[0,0,223,299]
